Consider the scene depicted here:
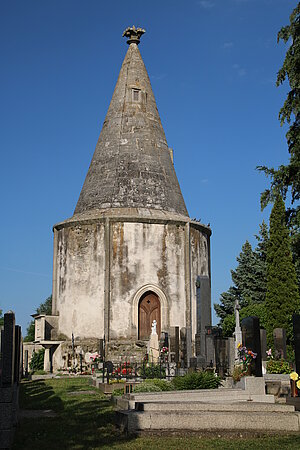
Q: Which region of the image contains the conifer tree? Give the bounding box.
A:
[214,228,268,327]
[265,196,300,344]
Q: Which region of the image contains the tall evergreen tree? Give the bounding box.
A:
[265,196,300,344]
[214,227,268,327]
[257,3,300,216]
[257,3,300,296]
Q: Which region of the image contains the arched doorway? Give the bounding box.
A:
[138,291,161,339]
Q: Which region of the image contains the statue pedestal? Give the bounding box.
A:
[147,333,159,363]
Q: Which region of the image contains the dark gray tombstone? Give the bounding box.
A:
[241,316,262,377]
[1,312,16,386]
[24,350,29,377]
[14,325,21,383]
[214,337,228,378]
[189,357,197,370]
[169,326,180,363]
[273,328,287,360]
[293,315,300,375]
[195,333,201,356]
[260,328,267,361]
[180,327,187,367]
[186,327,192,368]
[196,276,211,359]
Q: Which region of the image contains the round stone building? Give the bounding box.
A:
[47,27,211,369]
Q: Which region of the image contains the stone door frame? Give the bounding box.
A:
[132,284,169,338]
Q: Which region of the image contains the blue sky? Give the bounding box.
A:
[0,0,296,333]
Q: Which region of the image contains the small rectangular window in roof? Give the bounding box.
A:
[132,89,140,102]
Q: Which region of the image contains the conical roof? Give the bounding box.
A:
[74,28,188,217]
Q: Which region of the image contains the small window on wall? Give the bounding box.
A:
[132,89,140,102]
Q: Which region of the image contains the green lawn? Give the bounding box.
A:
[13,377,300,449]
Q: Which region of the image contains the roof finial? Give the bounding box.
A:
[123,26,145,45]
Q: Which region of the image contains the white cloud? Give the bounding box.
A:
[150,73,167,81]
[197,0,215,9]
[232,63,246,77]
[222,42,234,49]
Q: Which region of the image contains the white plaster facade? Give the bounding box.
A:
[51,211,211,352]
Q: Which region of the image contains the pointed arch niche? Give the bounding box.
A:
[132,284,169,339]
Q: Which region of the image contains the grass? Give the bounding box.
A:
[13,377,300,450]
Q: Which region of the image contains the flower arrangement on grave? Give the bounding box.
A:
[238,343,257,370]
[160,346,169,363]
[290,372,299,397]
[112,361,133,378]
[232,344,257,381]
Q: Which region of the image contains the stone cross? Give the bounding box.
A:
[234,299,242,360]
[151,320,157,335]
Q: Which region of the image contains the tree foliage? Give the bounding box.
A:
[29,348,45,372]
[257,3,300,214]
[222,303,268,338]
[36,296,52,315]
[265,196,300,344]
[0,309,3,327]
[214,223,268,326]
[24,295,52,342]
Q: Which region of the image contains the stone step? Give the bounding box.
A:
[126,391,275,404]
[115,389,275,410]
[118,409,300,433]
[135,401,295,412]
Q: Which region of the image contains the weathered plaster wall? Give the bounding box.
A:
[190,225,211,339]
[110,221,187,339]
[54,223,105,339]
[53,218,211,348]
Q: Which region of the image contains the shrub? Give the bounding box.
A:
[144,378,172,391]
[134,383,163,393]
[29,349,45,372]
[171,371,221,390]
[266,359,292,374]
[140,364,165,379]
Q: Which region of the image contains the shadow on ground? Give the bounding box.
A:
[13,379,136,450]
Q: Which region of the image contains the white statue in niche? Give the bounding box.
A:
[151,319,157,335]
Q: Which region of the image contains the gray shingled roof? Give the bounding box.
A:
[74,37,188,217]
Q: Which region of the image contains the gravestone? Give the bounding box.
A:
[196,276,211,359]
[273,328,287,359]
[241,316,262,377]
[214,337,228,378]
[1,312,16,386]
[186,327,192,368]
[205,326,216,367]
[228,337,235,375]
[180,327,187,367]
[24,350,29,378]
[195,333,201,357]
[14,325,21,383]
[169,326,179,363]
[293,315,300,375]
[260,328,267,361]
